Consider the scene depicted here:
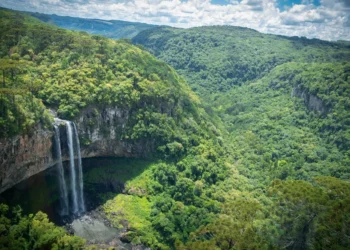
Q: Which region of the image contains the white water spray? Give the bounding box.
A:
[73,123,86,213]
[54,118,86,215]
[65,121,79,214]
[53,125,69,216]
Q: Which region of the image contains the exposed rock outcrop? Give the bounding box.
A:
[0,125,54,193]
[76,106,153,159]
[291,86,330,114]
[0,106,153,193]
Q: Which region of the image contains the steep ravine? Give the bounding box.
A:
[0,106,152,194]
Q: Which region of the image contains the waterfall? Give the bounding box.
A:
[53,125,69,216]
[73,123,86,213]
[54,119,86,216]
[65,121,79,214]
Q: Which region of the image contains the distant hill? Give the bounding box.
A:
[133,26,350,97]
[132,25,350,183]
[27,12,157,39]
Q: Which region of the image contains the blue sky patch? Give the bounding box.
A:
[277,0,321,11]
[211,0,231,5]
[210,0,321,9]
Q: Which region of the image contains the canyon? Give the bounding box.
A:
[0,106,153,194]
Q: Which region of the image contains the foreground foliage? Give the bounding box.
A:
[0,204,85,250]
[178,176,350,250]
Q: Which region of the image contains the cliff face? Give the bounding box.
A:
[76,106,153,159]
[0,125,54,193]
[0,106,152,193]
[291,86,330,114]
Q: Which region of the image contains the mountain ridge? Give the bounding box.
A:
[1,8,157,39]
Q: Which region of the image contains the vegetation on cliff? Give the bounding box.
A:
[132,27,350,180]
[0,8,350,250]
[0,9,229,249]
[0,7,207,158]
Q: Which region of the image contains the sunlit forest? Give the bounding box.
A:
[0,6,349,250]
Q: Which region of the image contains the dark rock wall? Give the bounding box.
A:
[0,106,152,193]
[76,106,153,159]
[291,86,330,114]
[0,125,54,193]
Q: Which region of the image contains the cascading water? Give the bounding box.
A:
[54,118,85,216]
[65,121,79,214]
[53,125,69,216]
[73,123,86,213]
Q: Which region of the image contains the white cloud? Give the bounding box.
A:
[1,0,349,40]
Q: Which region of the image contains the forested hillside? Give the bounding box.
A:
[133,26,350,183]
[132,26,350,249]
[0,8,349,250]
[0,8,201,146]
[0,9,229,249]
[133,26,350,97]
[215,63,350,184]
[28,11,157,39]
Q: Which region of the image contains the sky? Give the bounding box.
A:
[1,0,349,41]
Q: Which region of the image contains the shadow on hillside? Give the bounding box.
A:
[0,157,153,225]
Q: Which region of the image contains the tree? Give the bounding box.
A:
[0,204,85,250]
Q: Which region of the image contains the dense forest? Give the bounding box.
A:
[0,8,349,250]
[132,26,350,97]
[132,26,350,185]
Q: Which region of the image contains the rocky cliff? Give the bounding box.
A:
[0,106,152,194]
[0,8,198,195]
[291,86,330,114]
[76,106,153,159]
[0,125,54,193]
